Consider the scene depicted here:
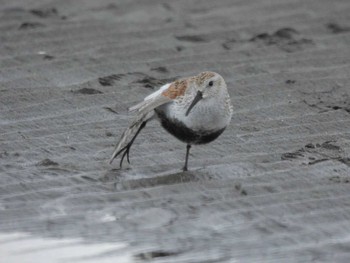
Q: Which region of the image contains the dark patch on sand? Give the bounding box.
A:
[162,3,173,11]
[326,105,350,114]
[302,87,350,114]
[239,126,260,132]
[0,151,9,158]
[327,23,350,34]
[235,183,248,196]
[135,250,179,260]
[281,141,345,165]
[2,7,26,14]
[151,66,169,73]
[89,3,118,12]
[308,158,331,165]
[103,107,118,114]
[30,8,58,18]
[105,131,114,137]
[43,54,55,60]
[134,75,177,89]
[250,28,298,43]
[98,72,175,88]
[281,150,305,160]
[305,143,316,149]
[73,88,103,95]
[99,74,124,86]
[106,3,118,10]
[320,141,341,151]
[329,176,350,183]
[19,22,45,29]
[36,158,59,166]
[175,35,208,43]
[165,17,173,23]
[176,46,185,52]
[81,175,98,182]
[250,27,313,52]
[286,79,296,84]
[338,158,350,166]
[222,39,237,50]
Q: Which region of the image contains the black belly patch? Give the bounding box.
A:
[156,110,226,145]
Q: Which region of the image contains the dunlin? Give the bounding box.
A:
[110,71,233,171]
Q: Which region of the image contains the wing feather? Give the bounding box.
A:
[110,77,191,165]
[110,83,173,164]
[129,83,171,112]
[129,78,188,114]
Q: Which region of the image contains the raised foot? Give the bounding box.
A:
[111,121,147,168]
[113,143,132,168]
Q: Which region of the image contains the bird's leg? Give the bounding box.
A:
[115,121,147,168]
[183,144,191,171]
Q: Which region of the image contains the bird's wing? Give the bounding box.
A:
[109,110,154,164]
[110,82,184,164]
[129,83,171,113]
[129,78,188,114]
[144,83,171,100]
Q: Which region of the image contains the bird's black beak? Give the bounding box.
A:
[185,91,203,116]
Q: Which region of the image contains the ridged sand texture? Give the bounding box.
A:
[1,0,350,262]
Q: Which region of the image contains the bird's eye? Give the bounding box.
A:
[208,81,214,87]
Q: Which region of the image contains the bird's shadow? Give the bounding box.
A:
[100,167,212,191]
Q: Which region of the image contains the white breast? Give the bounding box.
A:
[158,94,232,132]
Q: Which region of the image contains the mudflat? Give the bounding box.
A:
[1,0,350,262]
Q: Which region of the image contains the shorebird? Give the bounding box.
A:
[110,71,233,171]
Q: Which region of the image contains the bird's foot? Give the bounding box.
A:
[116,143,132,168]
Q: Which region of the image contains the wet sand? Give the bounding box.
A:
[1,0,350,262]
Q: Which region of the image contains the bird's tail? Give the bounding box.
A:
[109,111,154,165]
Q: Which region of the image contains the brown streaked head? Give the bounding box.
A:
[195,71,216,87]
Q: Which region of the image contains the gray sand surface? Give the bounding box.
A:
[1,0,350,262]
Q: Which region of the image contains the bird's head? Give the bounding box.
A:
[185,71,226,116]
